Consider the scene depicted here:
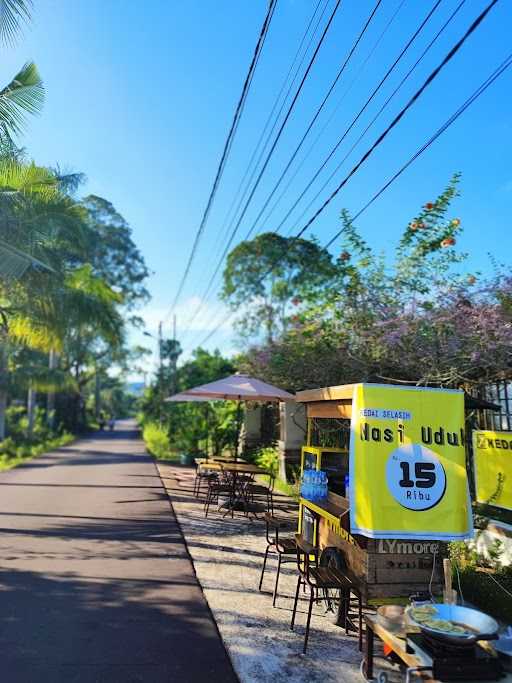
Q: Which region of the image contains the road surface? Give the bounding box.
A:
[0,420,237,682]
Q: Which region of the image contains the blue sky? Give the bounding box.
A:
[6,0,512,376]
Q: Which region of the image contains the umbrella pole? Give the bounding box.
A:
[205,402,209,459]
[235,398,242,462]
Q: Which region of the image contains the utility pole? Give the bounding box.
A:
[171,314,177,396]
[158,321,163,426]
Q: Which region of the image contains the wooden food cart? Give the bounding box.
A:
[296,383,445,602]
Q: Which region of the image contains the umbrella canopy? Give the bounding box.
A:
[165,392,212,403]
[177,373,294,402]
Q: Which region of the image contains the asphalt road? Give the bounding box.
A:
[0,420,237,683]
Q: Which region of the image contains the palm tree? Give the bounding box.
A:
[0,0,45,278]
[8,265,125,436]
[0,157,90,439]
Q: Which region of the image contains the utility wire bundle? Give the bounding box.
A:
[167,0,506,352]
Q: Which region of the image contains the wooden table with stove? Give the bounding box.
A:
[362,614,512,683]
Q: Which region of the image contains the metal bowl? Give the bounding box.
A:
[377,605,405,632]
[405,603,499,645]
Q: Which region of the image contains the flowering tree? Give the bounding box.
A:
[240,175,512,390]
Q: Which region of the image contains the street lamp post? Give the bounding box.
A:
[143,322,164,425]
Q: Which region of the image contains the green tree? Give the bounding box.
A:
[222,232,337,343]
[0,3,150,441]
[81,195,150,309]
[140,348,237,457]
[0,159,90,437]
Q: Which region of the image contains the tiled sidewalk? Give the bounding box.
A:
[157,463,369,683]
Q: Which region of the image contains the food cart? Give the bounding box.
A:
[295,383,446,602]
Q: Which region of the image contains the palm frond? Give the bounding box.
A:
[0,62,44,139]
[50,165,87,196]
[0,0,31,46]
[0,238,52,279]
[0,238,29,278]
[13,364,77,393]
[7,314,62,352]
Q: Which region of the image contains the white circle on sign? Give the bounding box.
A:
[386,443,446,511]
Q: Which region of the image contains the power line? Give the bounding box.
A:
[179,0,329,346]
[183,0,392,348]
[287,0,500,244]
[193,0,344,311]
[186,0,503,350]
[285,0,467,236]
[325,50,512,247]
[210,0,329,261]
[259,0,407,238]
[241,0,384,242]
[184,0,438,335]
[181,0,344,338]
[272,0,443,237]
[164,0,278,323]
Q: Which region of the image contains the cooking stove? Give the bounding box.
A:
[406,632,503,681]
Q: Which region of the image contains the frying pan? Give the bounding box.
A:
[405,603,499,646]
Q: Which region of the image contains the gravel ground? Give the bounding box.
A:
[156,462,374,683]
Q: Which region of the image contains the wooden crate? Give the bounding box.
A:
[316,515,445,601]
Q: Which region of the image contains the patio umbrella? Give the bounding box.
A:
[164,392,212,403]
[178,373,294,402]
[175,373,294,459]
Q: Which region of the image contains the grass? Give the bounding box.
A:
[0,433,74,471]
[258,472,299,500]
[141,421,181,462]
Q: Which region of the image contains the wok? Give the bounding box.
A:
[405,603,499,646]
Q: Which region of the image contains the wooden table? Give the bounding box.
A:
[212,462,265,475]
[362,615,512,683]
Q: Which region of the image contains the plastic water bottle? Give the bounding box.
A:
[313,471,320,501]
[344,473,350,500]
[301,469,311,500]
[305,470,312,500]
[321,471,328,499]
[305,470,314,501]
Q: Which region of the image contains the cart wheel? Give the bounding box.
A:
[360,659,374,681]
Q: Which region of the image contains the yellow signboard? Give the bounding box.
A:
[349,384,473,540]
[473,430,512,511]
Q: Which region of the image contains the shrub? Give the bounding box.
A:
[457,565,512,622]
[142,422,171,460]
[0,432,73,471]
[254,446,279,474]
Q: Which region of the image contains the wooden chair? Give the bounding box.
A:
[290,534,363,654]
[258,513,297,606]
